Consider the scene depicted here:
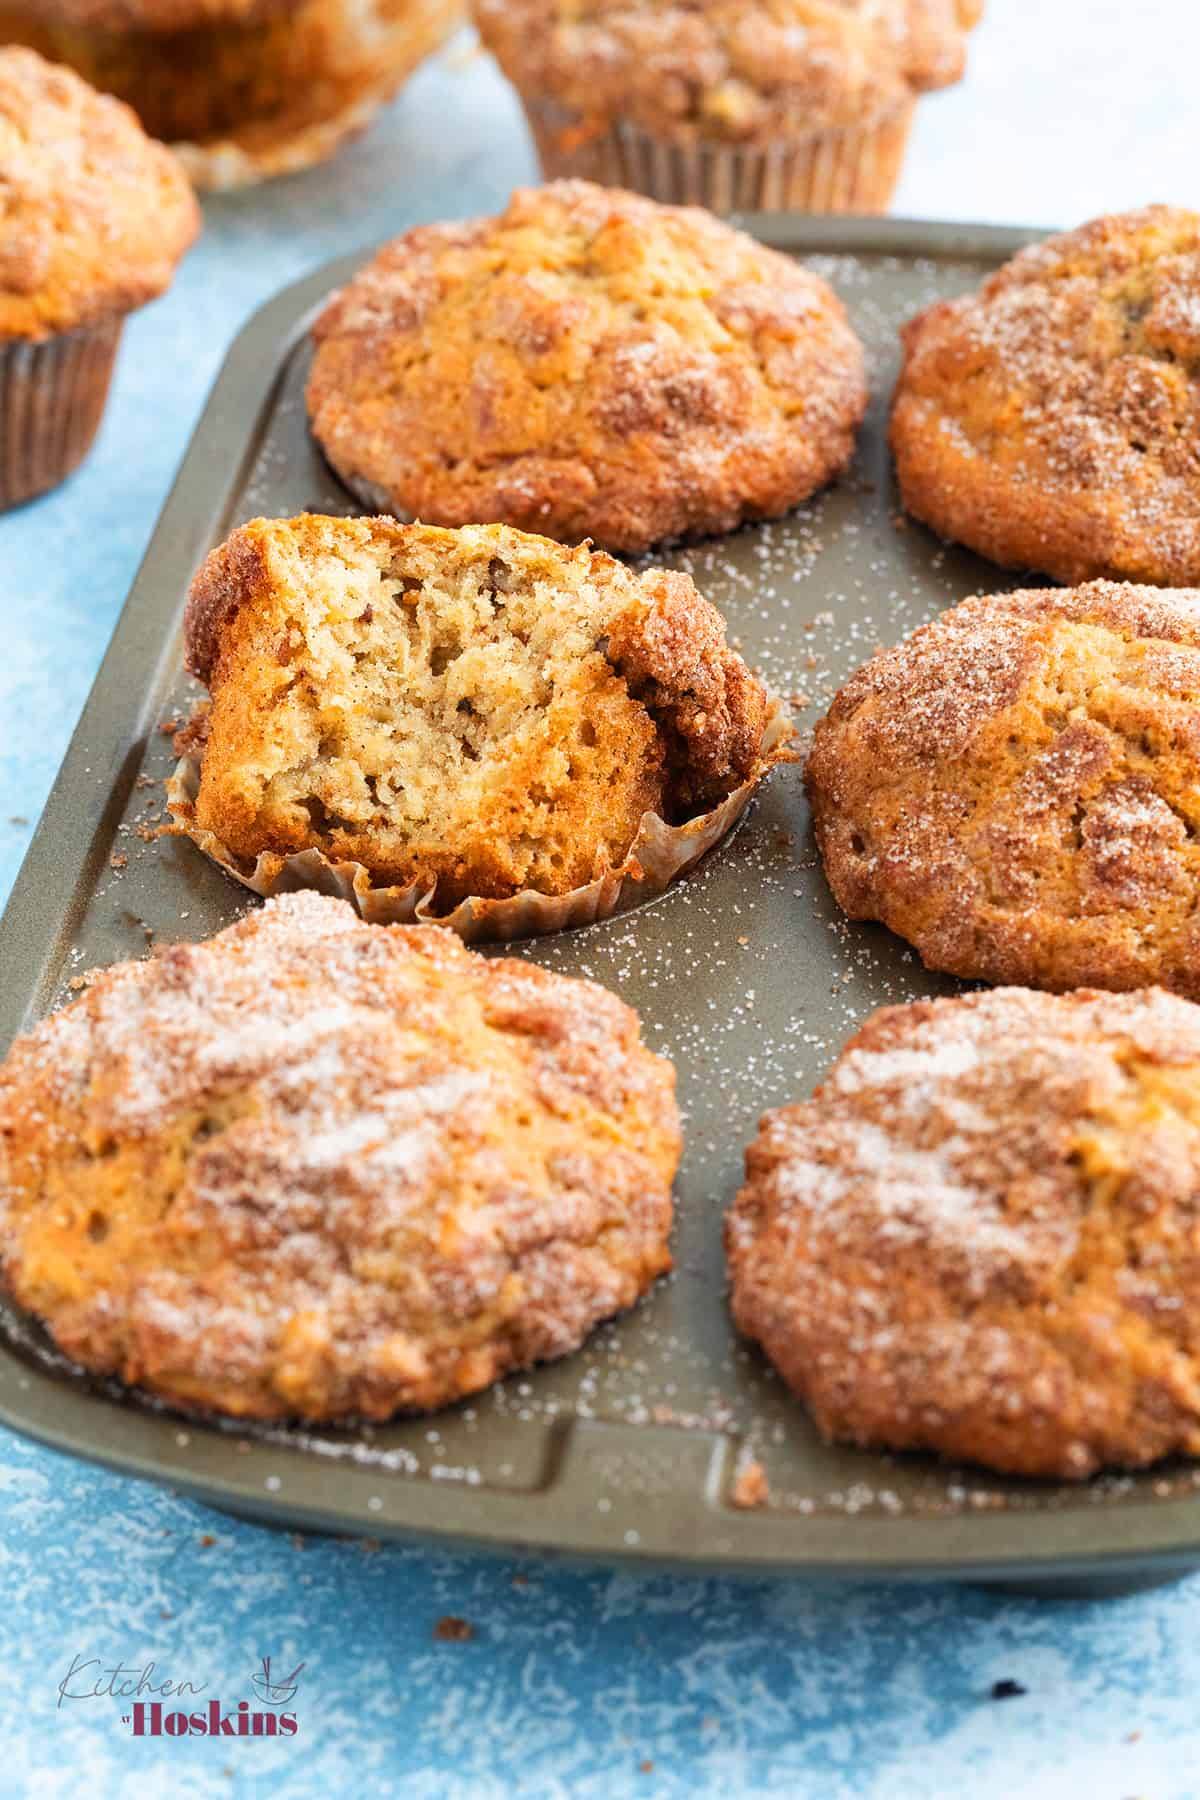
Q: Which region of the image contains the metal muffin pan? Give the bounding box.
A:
[4,215,1199,1593]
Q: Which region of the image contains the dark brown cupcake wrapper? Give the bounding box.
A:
[521,98,914,214]
[0,322,122,510]
[165,704,795,943]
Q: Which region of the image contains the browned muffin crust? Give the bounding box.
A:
[891,206,1200,587]
[473,0,981,145]
[0,46,199,339]
[0,892,680,1421]
[24,0,292,29]
[806,581,1200,998]
[726,984,1200,1479]
[180,514,772,905]
[307,181,867,553]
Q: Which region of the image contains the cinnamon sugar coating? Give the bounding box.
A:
[0,47,198,339]
[306,181,867,553]
[180,513,773,906]
[891,207,1200,586]
[807,581,1200,998]
[727,984,1200,1479]
[473,0,981,145]
[0,893,679,1421]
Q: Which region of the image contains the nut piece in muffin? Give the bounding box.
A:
[176,513,776,911]
[727,984,1200,1479]
[0,892,680,1420]
[474,0,982,214]
[0,46,198,505]
[307,180,867,553]
[806,581,1200,998]
[891,206,1200,587]
[0,0,460,188]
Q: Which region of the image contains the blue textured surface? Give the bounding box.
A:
[3,10,1200,1793]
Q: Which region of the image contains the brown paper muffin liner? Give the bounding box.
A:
[165,705,794,943]
[521,97,914,214]
[0,322,122,511]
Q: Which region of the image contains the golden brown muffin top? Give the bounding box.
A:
[0,47,199,339]
[180,514,773,905]
[473,0,981,142]
[727,984,1200,1478]
[891,206,1200,587]
[0,892,679,1420]
[307,181,867,553]
[806,580,1200,999]
[22,0,292,28]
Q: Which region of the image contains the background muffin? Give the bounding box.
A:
[0,46,198,508]
[308,181,867,552]
[806,580,1200,998]
[0,0,460,187]
[0,892,679,1420]
[473,0,982,213]
[891,206,1200,586]
[726,984,1200,1479]
[174,514,777,918]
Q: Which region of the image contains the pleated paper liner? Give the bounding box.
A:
[0,322,122,511]
[521,98,914,215]
[165,706,794,944]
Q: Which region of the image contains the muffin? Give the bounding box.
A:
[0,47,198,508]
[806,580,1200,998]
[307,181,867,552]
[0,892,679,1420]
[473,0,982,213]
[168,513,785,932]
[727,984,1200,1479]
[0,0,460,187]
[891,207,1200,586]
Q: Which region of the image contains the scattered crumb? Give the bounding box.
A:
[359,1538,382,1553]
[639,1761,654,1775]
[433,1616,475,1642]
[732,1458,769,1510]
[159,717,181,734]
[199,1533,215,1548]
[109,853,127,870]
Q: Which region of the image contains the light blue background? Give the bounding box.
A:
[2,8,1199,1793]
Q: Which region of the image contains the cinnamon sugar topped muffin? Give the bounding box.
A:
[806,580,1200,998]
[0,892,679,1420]
[0,47,198,505]
[726,984,1200,1479]
[474,0,982,212]
[174,513,777,916]
[307,181,867,552]
[891,207,1200,587]
[0,0,460,187]
[0,46,197,340]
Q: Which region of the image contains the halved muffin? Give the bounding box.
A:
[173,514,781,917]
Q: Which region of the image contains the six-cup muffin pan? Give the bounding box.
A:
[5,215,1200,1593]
